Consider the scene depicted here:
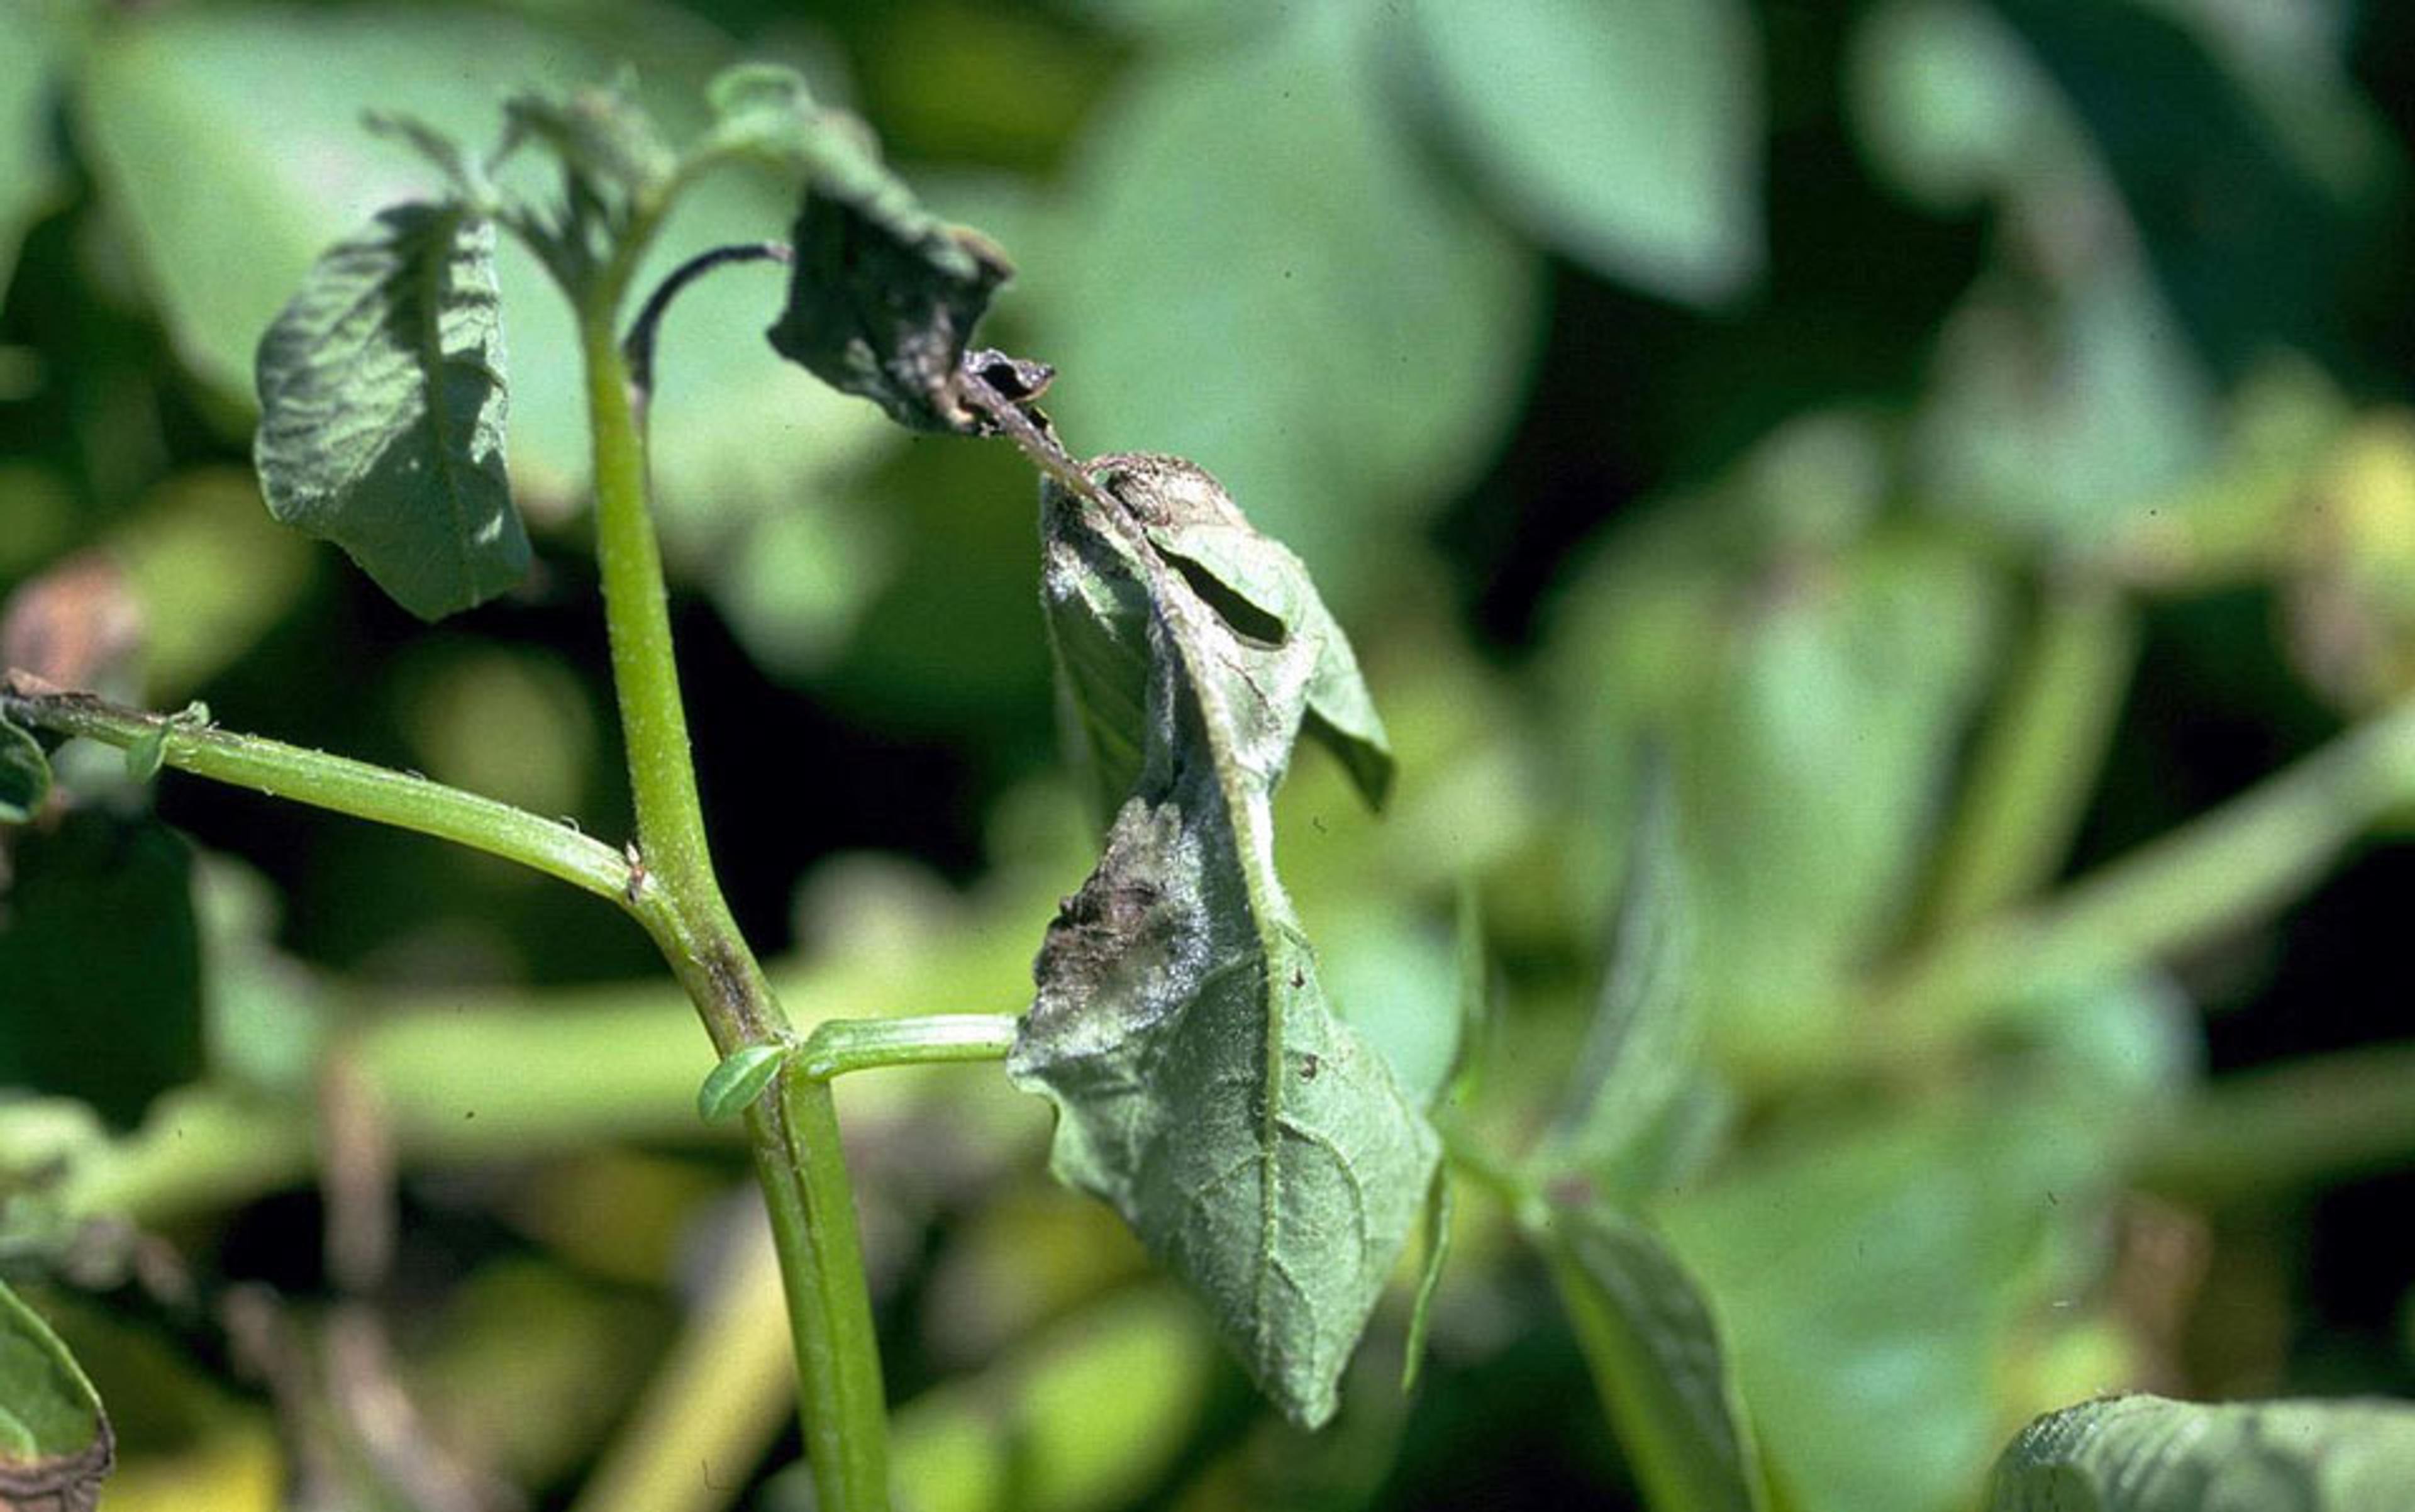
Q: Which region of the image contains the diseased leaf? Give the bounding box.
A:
[697,1042,788,1123]
[0,712,49,823]
[1987,1394,2415,1512]
[0,1279,114,1512]
[253,203,525,621]
[1011,453,1438,1429]
[1042,456,1393,828]
[1543,1206,1763,1512]
[758,78,1011,432]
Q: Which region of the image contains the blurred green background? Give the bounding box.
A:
[5,1,2415,1508]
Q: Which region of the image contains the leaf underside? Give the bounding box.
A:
[253,203,525,621]
[1988,1394,2415,1512]
[1013,453,1432,1428]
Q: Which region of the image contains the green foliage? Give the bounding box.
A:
[1987,1394,2415,1512]
[696,1042,789,1122]
[1402,0,1763,304]
[1542,1206,1763,1512]
[1014,2,1537,579]
[253,204,523,621]
[1010,453,1435,1428]
[0,1279,111,1508]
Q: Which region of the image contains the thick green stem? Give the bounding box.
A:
[1,681,638,908]
[579,314,891,1511]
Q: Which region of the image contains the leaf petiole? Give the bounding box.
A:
[795,1014,1019,1082]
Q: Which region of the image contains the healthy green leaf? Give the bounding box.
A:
[1014,1,1538,586]
[254,203,526,621]
[1403,0,1764,304]
[759,79,1011,433]
[1041,456,1393,828]
[1540,753,1697,1178]
[0,712,50,822]
[1987,1394,2415,1512]
[1542,1206,1764,1512]
[1011,453,1438,1429]
[0,1278,113,1510]
[697,1042,789,1123]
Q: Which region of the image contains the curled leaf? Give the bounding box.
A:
[754,74,1011,431]
[1041,455,1394,828]
[253,204,524,621]
[1012,453,1435,1428]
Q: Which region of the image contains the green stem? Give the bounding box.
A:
[579,314,890,1511]
[799,1016,1019,1081]
[2135,1042,2415,1209]
[0,682,638,909]
[1921,574,2140,932]
[1865,697,2415,1064]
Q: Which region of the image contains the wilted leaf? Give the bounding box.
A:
[758,71,1011,432]
[0,711,49,823]
[1402,0,1765,304]
[1542,1206,1763,1512]
[1988,1394,2415,1512]
[254,203,523,621]
[1011,453,1438,1428]
[1041,456,1393,829]
[0,1279,113,1512]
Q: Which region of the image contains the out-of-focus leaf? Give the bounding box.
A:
[502,78,675,206]
[0,810,205,1128]
[1657,1094,2111,1512]
[1916,257,2215,555]
[0,1279,113,1512]
[0,3,69,306]
[1404,0,1763,304]
[1987,1394,2415,1511]
[696,1042,788,1123]
[1540,754,1696,1177]
[253,204,524,620]
[744,64,1010,432]
[1541,1205,1763,1512]
[1017,2,1538,586]
[1399,1170,1450,1394]
[1040,455,1392,828]
[1011,453,1438,1428]
[1848,0,2061,213]
[0,711,50,821]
